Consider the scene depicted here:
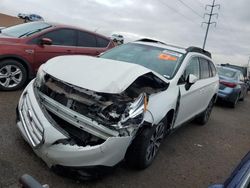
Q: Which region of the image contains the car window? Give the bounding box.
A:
[39,29,76,46]
[199,58,210,79]
[184,57,200,80]
[1,22,51,38]
[209,61,217,77]
[78,31,97,47]
[240,73,244,81]
[218,67,237,78]
[96,36,109,48]
[101,43,184,79]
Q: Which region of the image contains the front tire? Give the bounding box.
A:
[0,59,27,91]
[125,122,166,169]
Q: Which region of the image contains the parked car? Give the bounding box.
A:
[0,22,115,90]
[217,66,248,107]
[221,63,248,79]
[16,39,219,179]
[209,151,250,188]
[111,34,124,45]
[18,13,44,22]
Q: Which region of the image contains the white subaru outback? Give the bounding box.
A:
[16,39,219,178]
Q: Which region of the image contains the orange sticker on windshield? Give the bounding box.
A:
[158,54,177,61]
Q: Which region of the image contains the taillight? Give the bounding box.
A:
[220,80,237,88]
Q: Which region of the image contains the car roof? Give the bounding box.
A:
[133,41,186,54]
[132,38,212,58]
[42,22,111,40]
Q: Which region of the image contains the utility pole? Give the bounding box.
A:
[202,0,220,49]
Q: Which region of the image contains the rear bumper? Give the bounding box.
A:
[218,87,239,102]
[16,80,133,168]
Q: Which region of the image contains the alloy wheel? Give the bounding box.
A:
[0,65,23,88]
[146,122,165,162]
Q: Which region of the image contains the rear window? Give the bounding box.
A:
[78,31,97,47]
[97,36,109,48]
[218,67,237,78]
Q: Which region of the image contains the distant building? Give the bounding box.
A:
[0,13,24,27]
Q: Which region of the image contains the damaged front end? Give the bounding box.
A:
[34,70,168,147]
[16,62,169,175]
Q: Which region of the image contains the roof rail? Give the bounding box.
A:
[186,46,212,58]
[136,38,166,45]
[136,38,186,50]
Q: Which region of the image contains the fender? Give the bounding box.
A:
[143,85,179,125]
[0,54,35,78]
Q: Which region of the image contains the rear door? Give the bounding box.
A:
[75,31,112,56]
[239,72,248,98]
[198,58,218,109]
[32,28,77,71]
[75,31,99,56]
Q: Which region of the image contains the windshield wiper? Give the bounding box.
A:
[18,26,51,38]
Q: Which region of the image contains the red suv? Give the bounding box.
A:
[0,22,115,90]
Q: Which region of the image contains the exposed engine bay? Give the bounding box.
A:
[35,73,168,147]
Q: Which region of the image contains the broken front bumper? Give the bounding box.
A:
[16,80,133,168]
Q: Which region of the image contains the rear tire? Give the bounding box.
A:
[195,98,214,125]
[229,94,239,108]
[0,59,27,91]
[125,122,166,169]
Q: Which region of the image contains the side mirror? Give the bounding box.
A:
[188,74,198,84]
[40,38,52,45]
[185,74,198,90]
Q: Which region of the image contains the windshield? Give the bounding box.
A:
[218,67,237,78]
[1,22,52,38]
[101,43,184,79]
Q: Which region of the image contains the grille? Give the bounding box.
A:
[19,93,44,148]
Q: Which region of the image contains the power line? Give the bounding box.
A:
[176,0,203,18]
[157,0,197,25]
[193,0,206,9]
[202,0,220,49]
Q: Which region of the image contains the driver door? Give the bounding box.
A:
[32,28,77,71]
[174,57,204,127]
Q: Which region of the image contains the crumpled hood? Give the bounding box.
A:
[43,55,166,94]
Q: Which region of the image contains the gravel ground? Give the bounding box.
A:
[0,91,249,188]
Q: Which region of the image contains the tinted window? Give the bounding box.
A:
[184,57,200,79]
[78,31,97,47]
[209,61,217,77]
[40,29,76,46]
[97,36,109,48]
[218,67,237,78]
[199,58,210,79]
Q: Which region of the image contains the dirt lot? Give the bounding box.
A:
[0,91,249,188]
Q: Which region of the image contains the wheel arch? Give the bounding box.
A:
[212,93,218,103]
[0,55,34,79]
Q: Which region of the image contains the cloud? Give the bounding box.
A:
[0,0,249,66]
